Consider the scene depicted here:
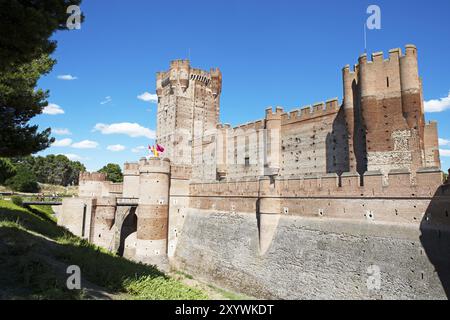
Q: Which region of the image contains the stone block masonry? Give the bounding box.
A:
[59,45,450,299]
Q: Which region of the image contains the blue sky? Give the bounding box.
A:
[33,0,450,172]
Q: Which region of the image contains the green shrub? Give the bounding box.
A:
[11,195,23,207]
[0,158,16,185]
[98,163,123,183]
[5,166,40,193]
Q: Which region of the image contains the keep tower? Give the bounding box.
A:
[156,60,222,174]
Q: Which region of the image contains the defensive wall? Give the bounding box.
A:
[57,45,450,299]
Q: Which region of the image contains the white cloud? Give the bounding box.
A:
[439,138,450,146]
[52,138,73,147]
[43,103,65,115]
[137,92,158,103]
[424,92,450,113]
[53,128,72,135]
[132,146,146,153]
[57,74,78,81]
[93,122,155,139]
[440,149,450,157]
[100,96,112,105]
[62,154,83,161]
[71,140,99,149]
[107,144,126,152]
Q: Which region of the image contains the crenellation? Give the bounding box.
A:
[358,53,368,64]
[300,106,312,118]
[404,44,417,56]
[325,98,339,110]
[79,172,107,182]
[312,102,325,112]
[389,47,402,59]
[371,51,384,62]
[60,45,449,291]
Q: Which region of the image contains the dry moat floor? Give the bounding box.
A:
[0,200,247,300]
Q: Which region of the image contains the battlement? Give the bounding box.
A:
[156,71,167,80]
[426,120,438,127]
[190,68,211,83]
[79,172,107,182]
[189,169,443,199]
[139,157,171,174]
[124,162,140,176]
[265,106,284,119]
[233,119,265,132]
[210,67,221,77]
[217,123,232,129]
[60,46,449,295]
[280,98,340,124]
[170,59,190,69]
[124,162,139,171]
[355,45,417,67]
[343,63,359,74]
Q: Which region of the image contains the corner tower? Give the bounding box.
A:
[342,45,441,176]
[156,60,222,167]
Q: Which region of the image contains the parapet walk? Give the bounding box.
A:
[58,45,447,274]
[59,157,449,267]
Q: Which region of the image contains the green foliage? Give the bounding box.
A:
[0,200,207,300]
[0,222,85,300]
[29,205,56,223]
[11,195,23,207]
[444,171,449,183]
[98,163,123,183]
[0,0,84,157]
[0,200,66,240]
[10,155,86,186]
[0,158,16,184]
[123,275,207,300]
[5,166,40,193]
[0,0,84,71]
[0,54,56,157]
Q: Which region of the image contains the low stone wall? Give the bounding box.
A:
[172,209,450,300]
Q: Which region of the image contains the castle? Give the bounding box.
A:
[59,45,450,299]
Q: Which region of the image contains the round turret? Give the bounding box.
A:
[123,162,140,198]
[91,196,117,248]
[135,157,171,263]
[400,45,420,93]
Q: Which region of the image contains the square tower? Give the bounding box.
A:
[156,60,222,170]
[342,45,441,176]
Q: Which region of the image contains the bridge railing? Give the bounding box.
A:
[116,197,139,206]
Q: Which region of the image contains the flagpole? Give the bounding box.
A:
[364,23,367,54]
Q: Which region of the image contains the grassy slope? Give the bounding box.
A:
[0,200,207,300]
[0,184,78,197]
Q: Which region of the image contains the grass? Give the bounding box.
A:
[206,284,254,300]
[174,270,194,280]
[39,183,78,197]
[0,184,78,197]
[0,200,208,300]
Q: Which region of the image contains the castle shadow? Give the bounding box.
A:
[420,182,450,298]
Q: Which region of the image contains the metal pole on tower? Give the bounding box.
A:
[364,23,367,54]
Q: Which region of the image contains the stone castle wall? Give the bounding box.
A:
[58,45,450,299]
[155,45,441,182]
[172,206,450,299]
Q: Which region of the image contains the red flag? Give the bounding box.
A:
[156,144,165,153]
